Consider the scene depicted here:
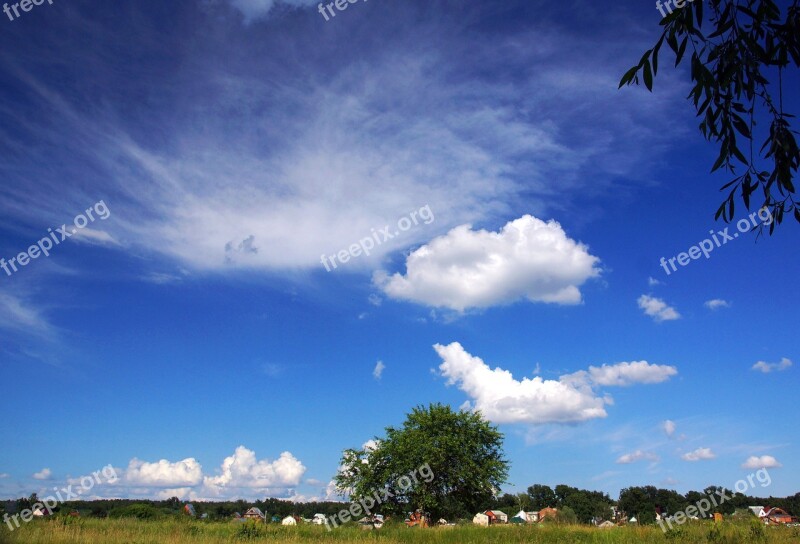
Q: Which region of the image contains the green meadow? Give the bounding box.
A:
[2,518,799,544]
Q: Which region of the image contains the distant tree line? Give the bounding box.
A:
[0,495,347,521]
[1,485,799,525]
[488,484,800,525]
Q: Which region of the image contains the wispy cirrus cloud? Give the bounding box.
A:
[616,450,659,464]
[0,2,685,280]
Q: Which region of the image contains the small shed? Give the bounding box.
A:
[281,516,297,526]
[472,513,489,526]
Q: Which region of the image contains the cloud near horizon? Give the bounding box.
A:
[55,446,309,501]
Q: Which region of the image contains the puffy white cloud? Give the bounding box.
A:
[638,295,681,322]
[663,420,676,438]
[741,455,782,469]
[704,299,730,310]
[373,360,385,380]
[376,215,601,312]
[681,447,716,462]
[125,458,203,487]
[616,450,659,464]
[434,342,676,425]
[32,468,52,480]
[752,358,792,373]
[203,446,305,493]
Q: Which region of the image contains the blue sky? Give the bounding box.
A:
[0,0,798,503]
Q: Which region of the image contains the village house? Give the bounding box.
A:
[243,507,265,522]
[484,510,508,524]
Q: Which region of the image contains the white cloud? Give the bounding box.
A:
[70,227,119,246]
[0,14,687,282]
[373,360,385,380]
[434,342,677,425]
[203,446,305,495]
[568,361,678,387]
[638,295,681,322]
[225,0,316,23]
[32,468,52,480]
[0,473,9,478]
[663,420,677,438]
[741,455,782,469]
[125,458,203,487]
[648,277,662,286]
[67,447,305,501]
[752,358,792,374]
[376,215,601,312]
[704,299,730,310]
[616,450,659,464]
[0,292,54,337]
[681,447,716,462]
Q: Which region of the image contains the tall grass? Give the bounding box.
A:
[2,517,799,544]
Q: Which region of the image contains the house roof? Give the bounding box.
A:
[244,507,265,517]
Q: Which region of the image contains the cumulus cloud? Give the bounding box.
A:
[125,458,203,487]
[434,342,677,425]
[704,299,730,310]
[681,447,716,462]
[616,450,659,464]
[376,215,601,312]
[742,455,782,469]
[203,446,305,494]
[663,420,676,438]
[638,295,681,322]
[373,360,385,380]
[32,468,52,480]
[752,358,792,373]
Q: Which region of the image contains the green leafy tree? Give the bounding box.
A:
[621,0,800,232]
[334,403,509,521]
[527,484,557,510]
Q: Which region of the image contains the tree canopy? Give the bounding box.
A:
[334,403,509,521]
[621,0,800,233]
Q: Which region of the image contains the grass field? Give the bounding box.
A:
[2,518,799,544]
